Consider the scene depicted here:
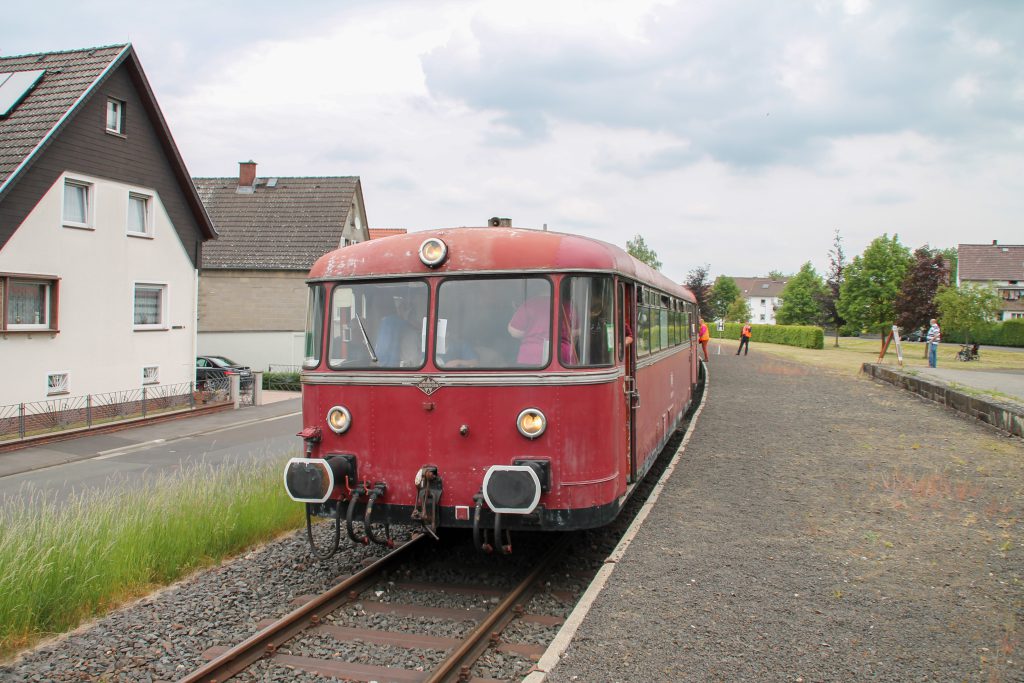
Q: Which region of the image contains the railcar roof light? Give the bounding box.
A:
[326,405,352,434]
[516,408,546,439]
[419,237,448,267]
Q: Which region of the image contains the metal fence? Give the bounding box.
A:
[0,381,233,445]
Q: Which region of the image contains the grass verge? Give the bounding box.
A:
[721,337,1024,375]
[0,458,304,660]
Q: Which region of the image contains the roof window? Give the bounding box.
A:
[0,69,45,117]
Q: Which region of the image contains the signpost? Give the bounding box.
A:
[877,325,903,366]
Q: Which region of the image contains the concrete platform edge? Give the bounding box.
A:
[862,363,1024,438]
[524,362,712,682]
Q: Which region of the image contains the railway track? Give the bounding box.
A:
[180,532,572,682]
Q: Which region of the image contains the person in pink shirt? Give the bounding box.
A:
[508,296,551,365]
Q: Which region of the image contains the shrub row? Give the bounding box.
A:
[263,371,301,391]
[940,319,1024,347]
[711,323,825,349]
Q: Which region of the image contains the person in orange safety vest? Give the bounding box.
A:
[698,319,710,362]
[737,322,752,356]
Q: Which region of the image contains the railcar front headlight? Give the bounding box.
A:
[419,238,448,267]
[326,405,352,434]
[516,408,546,439]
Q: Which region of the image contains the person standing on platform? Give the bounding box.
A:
[926,318,941,368]
[737,322,752,355]
[698,318,710,362]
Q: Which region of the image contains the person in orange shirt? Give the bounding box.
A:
[737,322,752,355]
[698,318,710,362]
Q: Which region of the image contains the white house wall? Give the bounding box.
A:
[0,172,196,405]
[198,331,306,372]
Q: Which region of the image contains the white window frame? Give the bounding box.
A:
[5,278,54,330]
[133,282,168,330]
[126,191,154,237]
[106,98,124,134]
[62,177,94,230]
[46,372,69,396]
[142,365,160,385]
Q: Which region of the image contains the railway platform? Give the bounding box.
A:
[531,350,1023,682]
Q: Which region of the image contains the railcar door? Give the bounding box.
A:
[620,281,638,482]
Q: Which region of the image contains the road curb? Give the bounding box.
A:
[862,363,1024,438]
[0,402,234,455]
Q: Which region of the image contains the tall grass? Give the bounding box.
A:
[0,458,304,658]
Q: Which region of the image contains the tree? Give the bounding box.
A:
[767,269,786,280]
[894,246,949,334]
[626,234,662,270]
[725,295,752,323]
[708,275,741,321]
[837,234,913,335]
[939,247,958,281]
[684,264,713,321]
[934,283,1001,344]
[817,228,846,346]
[776,262,827,325]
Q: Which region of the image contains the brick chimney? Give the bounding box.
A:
[238,160,257,187]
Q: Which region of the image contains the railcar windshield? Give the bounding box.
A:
[327,280,429,369]
[436,277,551,369]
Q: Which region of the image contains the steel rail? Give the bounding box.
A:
[423,534,570,683]
[178,532,425,683]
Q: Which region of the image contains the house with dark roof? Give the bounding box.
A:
[193,161,370,370]
[731,277,788,324]
[0,44,216,405]
[957,242,1024,321]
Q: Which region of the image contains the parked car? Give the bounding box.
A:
[901,329,927,342]
[196,355,253,390]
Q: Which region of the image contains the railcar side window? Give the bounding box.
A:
[436,277,551,369]
[303,284,325,368]
[558,276,614,367]
[327,280,429,369]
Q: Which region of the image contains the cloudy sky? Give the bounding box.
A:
[3,1,1022,282]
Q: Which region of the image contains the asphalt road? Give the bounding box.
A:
[0,398,302,504]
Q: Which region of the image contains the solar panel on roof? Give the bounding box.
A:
[0,69,45,117]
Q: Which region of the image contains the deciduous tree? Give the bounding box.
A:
[725,295,752,323]
[684,264,713,321]
[767,269,786,280]
[626,234,662,270]
[777,262,826,325]
[934,284,1001,344]
[837,234,913,335]
[708,275,740,321]
[894,246,949,334]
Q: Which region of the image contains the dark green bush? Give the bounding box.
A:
[263,371,301,391]
[710,323,824,349]
[941,319,1024,347]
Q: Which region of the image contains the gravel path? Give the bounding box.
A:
[545,351,1022,682]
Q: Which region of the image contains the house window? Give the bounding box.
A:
[63,179,93,229]
[142,365,159,385]
[1,275,58,331]
[127,193,152,236]
[106,98,124,134]
[133,283,166,328]
[47,372,69,396]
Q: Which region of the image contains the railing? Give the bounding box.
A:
[0,381,232,445]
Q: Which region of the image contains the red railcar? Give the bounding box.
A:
[285,227,700,555]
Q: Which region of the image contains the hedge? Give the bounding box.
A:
[262,371,301,391]
[710,323,824,349]
[940,318,1024,347]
